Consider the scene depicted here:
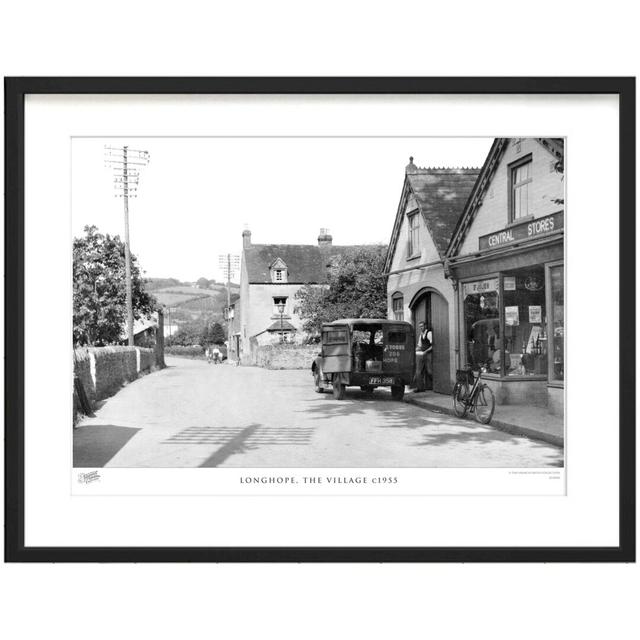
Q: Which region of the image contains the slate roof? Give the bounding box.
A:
[265,320,297,332]
[244,244,374,284]
[406,168,481,258]
[121,313,157,340]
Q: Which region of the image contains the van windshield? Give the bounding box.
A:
[323,329,348,344]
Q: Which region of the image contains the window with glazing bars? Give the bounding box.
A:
[392,295,404,321]
[407,212,420,257]
[511,157,532,221]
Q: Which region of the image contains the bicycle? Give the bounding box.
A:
[452,366,495,425]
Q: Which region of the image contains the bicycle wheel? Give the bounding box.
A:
[473,384,495,424]
[452,382,468,418]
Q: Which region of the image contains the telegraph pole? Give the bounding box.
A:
[105,145,150,346]
[218,253,240,353]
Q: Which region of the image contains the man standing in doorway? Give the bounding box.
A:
[414,321,433,391]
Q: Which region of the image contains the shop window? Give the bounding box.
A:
[502,267,547,377]
[463,279,500,373]
[549,265,564,382]
[407,212,420,257]
[392,293,404,321]
[510,156,532,221]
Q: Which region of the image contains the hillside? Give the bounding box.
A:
[151,282,240,327]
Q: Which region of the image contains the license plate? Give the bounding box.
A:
[369,376,394,385]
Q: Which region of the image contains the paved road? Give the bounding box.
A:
[74,356,564,468]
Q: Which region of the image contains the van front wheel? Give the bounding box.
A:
[332,376,346,400]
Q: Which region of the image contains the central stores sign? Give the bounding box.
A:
[479,211,563,251]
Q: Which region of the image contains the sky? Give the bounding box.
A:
[72,137,492,282]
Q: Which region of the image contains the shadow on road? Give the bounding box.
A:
[198,423,261,467]
[299,391,448,429]
[298,392,564,465]
[159,423,317,467]
[73,424,141,467]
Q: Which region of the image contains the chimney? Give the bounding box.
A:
[318,228,332,247]
[405,156,418,175]
[242,227,252,249]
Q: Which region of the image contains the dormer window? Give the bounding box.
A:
[270,257,288,283]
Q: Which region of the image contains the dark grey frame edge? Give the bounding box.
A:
[4,76,635,563]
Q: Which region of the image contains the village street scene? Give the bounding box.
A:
[73,137,565,469]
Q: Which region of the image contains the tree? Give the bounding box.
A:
[203,320,226,345]
[295,245,388,334]
[165,324,202,347]
[165,319,226,347]
[73,225,157,346]
[145,277,181,291]
[196,277,211,289]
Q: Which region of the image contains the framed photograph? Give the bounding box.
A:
[5,77,635,562]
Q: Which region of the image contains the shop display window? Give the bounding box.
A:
[463,279,500,372]
[549,265,564,381]
[502,266,547,377]
[463,266,559,379]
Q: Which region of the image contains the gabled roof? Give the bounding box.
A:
[265,320,297,332]
[270,257,288,270]
[384,166,481,270]
[446,138,565,257]
[244,244,372,284]
[121,313,157,340]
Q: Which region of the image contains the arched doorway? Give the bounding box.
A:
[410,288,450,394]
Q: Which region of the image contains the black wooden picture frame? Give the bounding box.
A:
[4,77,635,562]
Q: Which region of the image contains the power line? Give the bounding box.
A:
[218,253,240,356]
[105,145,150,346]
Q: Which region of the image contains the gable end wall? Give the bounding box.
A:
[458,138,564,256]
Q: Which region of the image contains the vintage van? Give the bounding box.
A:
[311,318,415,400]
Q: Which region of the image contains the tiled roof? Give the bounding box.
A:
[121,313,157,340]
[244,244,372,284]
[265,320,297,332]
[406,168,481,257]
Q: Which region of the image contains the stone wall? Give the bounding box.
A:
[482,377,548,407]
[73,346,157,416]
[254,344,319,370]
[547,385,564,417]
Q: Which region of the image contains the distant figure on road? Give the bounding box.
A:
[205,346,213,364]
[211,346,221,364]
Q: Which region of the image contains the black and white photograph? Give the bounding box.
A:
[71,136,565,472]
[2,3,638,638]
[6,78,632,564]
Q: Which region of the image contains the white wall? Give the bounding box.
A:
[246,283,307,339]
[458,138,564,255]
[387,191,458,380]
